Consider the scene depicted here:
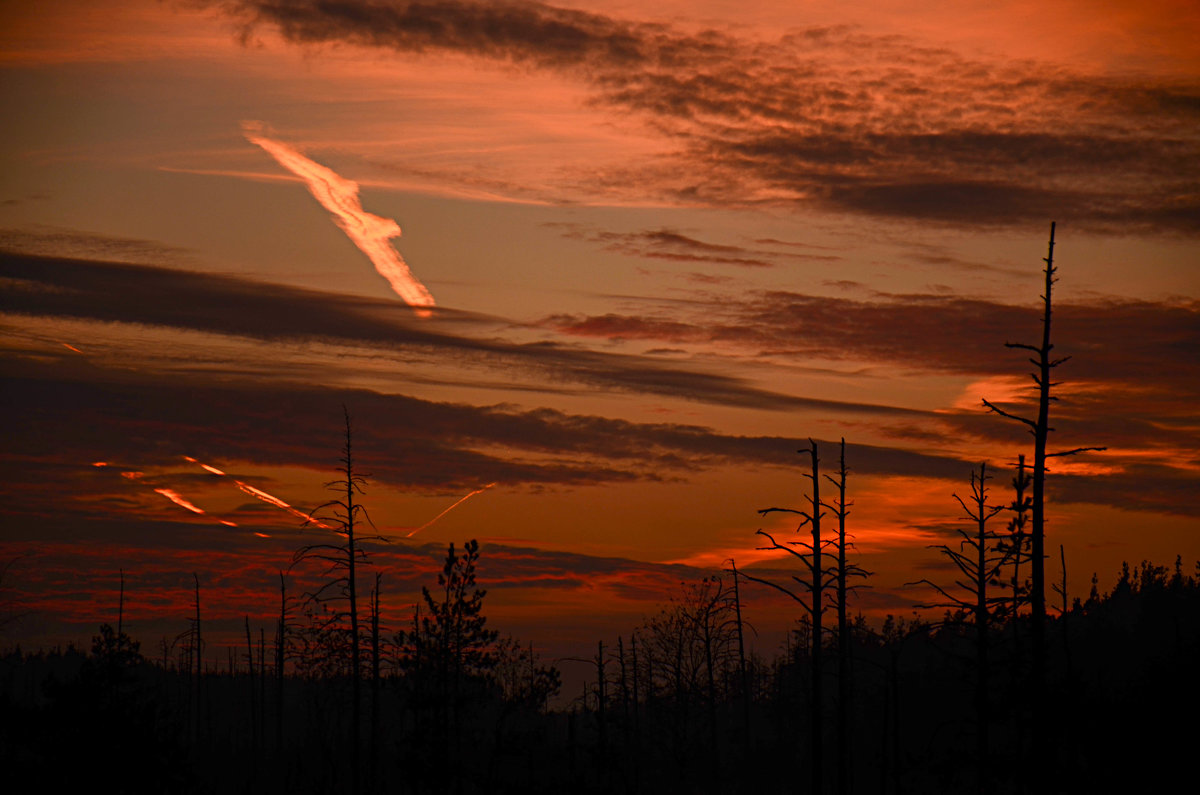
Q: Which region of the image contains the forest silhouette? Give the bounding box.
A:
[2,226,1196,794]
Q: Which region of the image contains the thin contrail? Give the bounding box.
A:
[406,483,498,538]
[153,487,237,527]
[154,488,205,515]
[183,456,333,529]
[243,122,436,312]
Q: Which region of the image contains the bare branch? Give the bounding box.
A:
[1046,446,1107,458]
[982,398,1037,429]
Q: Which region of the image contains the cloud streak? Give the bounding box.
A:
[213,0,1200,233]
[0,250,914,415]
[243,123,436,309]
[546,289,1200,390]
[5,356,1193,518]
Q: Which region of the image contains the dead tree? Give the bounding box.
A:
[175,572,204,746]
[1050,544,1075,678]
[274,570,293,751]
[823,439,871,795]
[369,572,383,786]
[292,408,383,795]
[245,615,258,756]
[726,558,751,742]
[981,223,1104,782]
[911,463,1008,794]
[740,440,831,795]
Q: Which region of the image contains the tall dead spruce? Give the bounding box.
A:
[293,408,382,795]
[981,223,1103,785]
[825,439,870,795]
[741,440,830,795]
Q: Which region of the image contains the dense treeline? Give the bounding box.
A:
[1,556,1197,794]
[538,558,1200,795]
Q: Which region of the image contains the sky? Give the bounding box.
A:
[1,0,1197,673]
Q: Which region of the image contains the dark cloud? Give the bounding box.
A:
[0,351,963,500]
[544,284,1200,516]
[548,222,843,267]
[210,0,1200,233]
[546,288,1200,391]
[0,250,914,415]
[3,349,1190,517]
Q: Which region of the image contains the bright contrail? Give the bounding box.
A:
[243,122,436,312]
[184,456,332,529]
[154,488,206,515]
[153,487,238,527]
[407,483,497,538]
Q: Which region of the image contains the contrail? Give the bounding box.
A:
[406,483,497,538]
[154,488,206,515]
[243,122,436,312]
[183,456,333,529]
[153,487,239,527]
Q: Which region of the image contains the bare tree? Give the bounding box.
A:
[823,439,871,795]
[981,223,1103,783]
[273,570,294,751]
[740,440,830,795]
[245,615,258,757]
[174,572,204,746]
[726,558,752,741]
[368,571,384,787]
[292,408,382,795]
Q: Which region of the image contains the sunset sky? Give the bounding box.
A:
[1,0,1197,669]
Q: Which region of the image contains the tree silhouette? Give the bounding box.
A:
[981,223,1103,786]
[273,570,293,751]
[910,462,1008,793]
[175,572,203,746]
[291,408,382,795]
[823,439,871,795]
[637,575,739,776]
[996,455,1033,629]
[741,440,830,795]
[395,538,499,780]
[726,558,752,742]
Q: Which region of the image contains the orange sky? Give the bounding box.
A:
[1,0,1196,666]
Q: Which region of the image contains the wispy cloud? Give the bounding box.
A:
[211,0,1200,233]
[546,289,1200,389]
[550,223,776,268]
[243,122,436,309]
